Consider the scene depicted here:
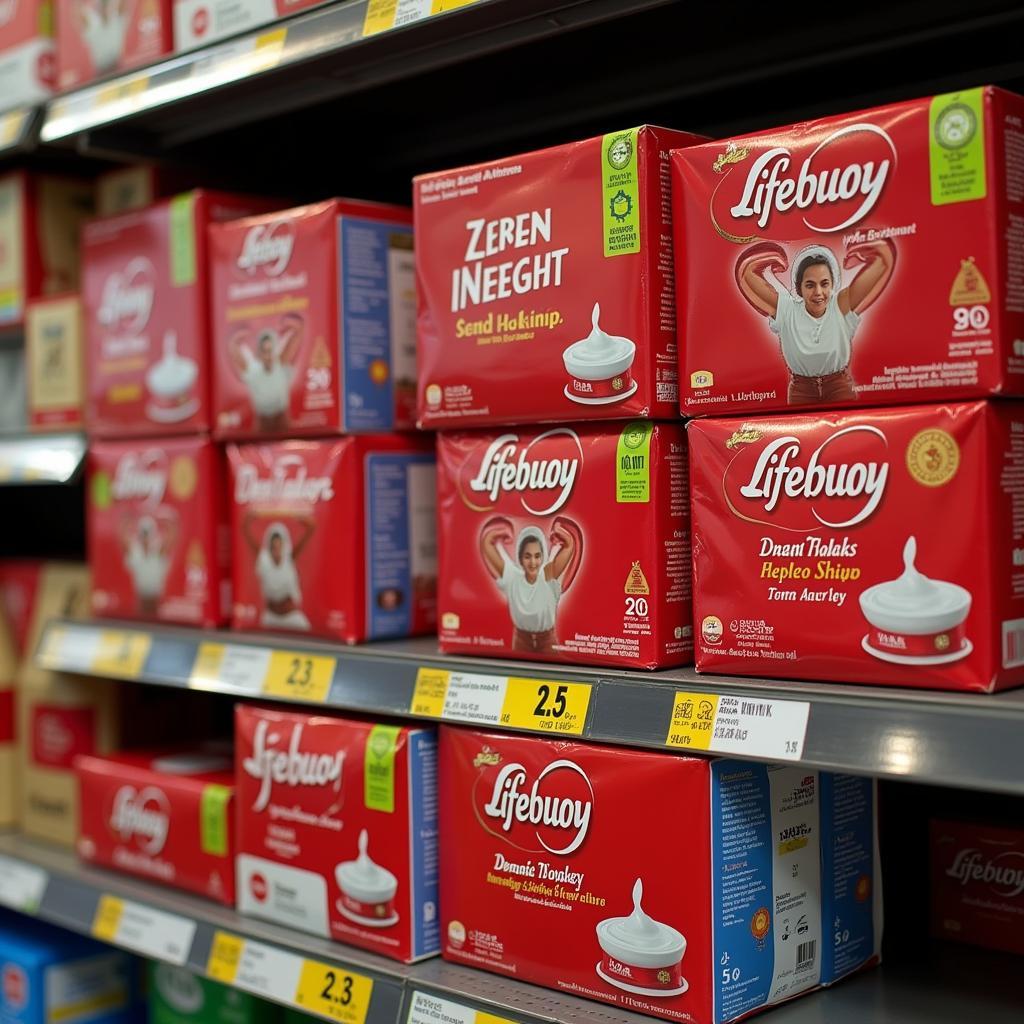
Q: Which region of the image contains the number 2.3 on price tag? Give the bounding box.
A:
[294,959,373,1024]
[263,651,336,703]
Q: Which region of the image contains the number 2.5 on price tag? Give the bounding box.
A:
[263,652,335,703]
[294,958,373,1024]
[501,678,591,735]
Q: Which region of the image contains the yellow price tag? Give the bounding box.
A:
[0,112,22,147]
[262,651,335,703]
[91,895,123,942]
[293,958,373,1024]
[430,0,481,11]
[362,0,397,35]
[666,691,719,750]
[189,643,226,687]
[206,931,244,984]
[91,631,151,678]
[500,678,591,735]
[252,28,286,72]
[411,667,449,717]
[96,77,149,108]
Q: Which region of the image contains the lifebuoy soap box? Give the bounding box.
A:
[674,86,1024,416]
[0,0,55,109]
[439,728,880,1023]
[414,125,704,428]
[210,199,415,438]
[227,437,436,643]
[436,421,691,668]
[83,190,270,438]
[688,400,1024,692]
[234,704,440,963]
[88,437,230,627]
[76,748,236,905]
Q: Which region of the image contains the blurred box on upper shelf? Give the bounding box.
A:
[688,400,1024,692]
[56,0,173,90]
[76,747,235,905]
[26,294,84,432]
[95,165,198,218]
[172,0,326,53]
[210,199,415,439]
[82,190,272,438]
[0,607,17,827]
[235,704,439,963]
[0,0,55,110]
[0,910,140,1024]
[227,436,435,643]
[414,125,703,429]
[930,819,1024,956]
[674,86,1024,417]
[436,421,692,669]
[87,436,230,627]
[0,172,94,328]
[440,727,881,1023]
[148,963,281,1024]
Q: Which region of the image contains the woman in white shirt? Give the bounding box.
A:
[479,516,582,654]
[120,514,175,616]
[736,238,895,405]
[227,313,304,433]
[243,515,314,630]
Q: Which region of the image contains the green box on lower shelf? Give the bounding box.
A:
[149,962,281,1024]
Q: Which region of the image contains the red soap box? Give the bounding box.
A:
[210,199,415,438]
[56,0,173,90]
[437,421,691,668]
[930,819,1024,956]
[88,436,230,626]
[76,748,235,905]
[234,704,439,963]
[688,400,1024,692]
[674,86,1024,416]
[0,0,55,107]
[227,437,436,642]
[414,125,703,428]
[83,190,268,437]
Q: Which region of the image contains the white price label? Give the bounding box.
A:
[407,991,514,1024]
[92,897,195,964]
[0,857,47,912]
[190,643,270,693]
[435,672,507,724]
[39,624,99,672]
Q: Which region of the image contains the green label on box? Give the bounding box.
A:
[200,784,231,857]
[602,127,641,257]
[170,194,197,286]
[364,725,399,812]
[616,421,652,503]
[930,88,987,205]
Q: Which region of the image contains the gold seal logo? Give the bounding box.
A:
[169,456,197,500]
[906,429,959,487]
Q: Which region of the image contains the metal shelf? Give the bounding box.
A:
[0,434,86,484]
[35,618,1024,794]
[0,107,40,156]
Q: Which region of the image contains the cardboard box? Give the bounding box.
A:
[26,294,84,432]
[0,0,55,108]
[674,86,1024,415]
[210,199,415,438]
[437,421,691,668]
[95,166,196,218]
[235,704,440,963]
[148,963,280,1024]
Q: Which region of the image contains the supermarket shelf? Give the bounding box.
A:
[0,833,1021,1024]
[0,434,86,485]
[0,107,40,157]
[35,618,1024,794]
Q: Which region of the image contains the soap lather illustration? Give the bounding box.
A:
[227,313,305,432]
[562,303,637,405]
[859,536,972,665]
[596,878,688,997]
[146,331,200,423]
[243,514,314,631]
[335,829,399,927]
[479,517,583,654]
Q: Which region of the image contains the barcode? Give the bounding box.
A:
[1003,619,1024,668]
[796,940,816,969]
[740,701,774,718]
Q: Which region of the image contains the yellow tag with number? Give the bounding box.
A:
[206,931,244,984]
[293,958,373,1024]
[189,643,226,688]
[500,678,591,735]
[92,896,123,942]
[411,667,449,717]
[666,691,719,750]
[262,651,335,703]
[91,631,151,678]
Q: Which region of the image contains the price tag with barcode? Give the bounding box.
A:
[0,857,47,913]
[190,643,270,693]
[407,991,514,1024]
[91,896,195,964]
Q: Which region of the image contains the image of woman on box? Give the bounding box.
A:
[227,313,304,433]
[120,514,176,615]
[244,515,314,630]
[479,517,583,654]
[735,239,895,405]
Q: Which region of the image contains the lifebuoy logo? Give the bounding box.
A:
[234,454,334,505]
[98,258,156,332]
[237,221,296,277]
[109,785,170,854]
[112,451,168,504]
[946,848,1024,898]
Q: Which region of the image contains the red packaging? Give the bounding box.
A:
[0,561,42,657]
[437,421,691,668]
[76,748,235,905]
[87,436,230,626]
[688,400,1024,692]
[674,86,1024,416]
[82,190,269,438]
[414,125,703,428]
[56,0,173,90]
[210,199,415,438]
[930,819,1024,956]
[227,437,436,642]
[234,704,439,962]
[0,0,55,107]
